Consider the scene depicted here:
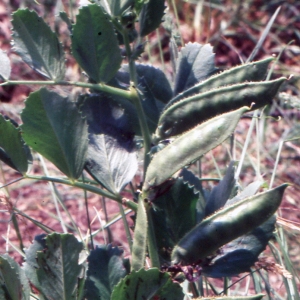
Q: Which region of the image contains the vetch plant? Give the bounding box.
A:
[0,1,293,299]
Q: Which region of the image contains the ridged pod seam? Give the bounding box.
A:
[171,184,288,265]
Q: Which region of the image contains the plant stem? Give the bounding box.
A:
[118,203,133,251]
[11,213,24,252]
[82,174,94,250]
[13,207,54,234]
[25,174,138,211]
[122,29,152,175]
[129,84,152,172]
[121,29,157,270]
[146,207,160,268]
[0,80,132,100]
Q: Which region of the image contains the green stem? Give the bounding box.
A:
[25,174,138,211]
[13,207,54,234]
[0,80,132,100]
[82,174,94,250]
[11,213,24,252]
[121,28,157,271]
[118,203,133,251]
[122,29,152,175]
[146,207,160,268]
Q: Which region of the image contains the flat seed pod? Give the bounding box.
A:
[144,107,249,197]
[156,77,285,140]
[171,184,288,265]
[166,57,274,109]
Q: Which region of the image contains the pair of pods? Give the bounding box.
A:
[171,184,288,265]
[156,77,285,140]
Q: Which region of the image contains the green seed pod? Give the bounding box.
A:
[144,107,249,197]
[156,77,285,140]
[171,184,288,265]
[166,57,274,109]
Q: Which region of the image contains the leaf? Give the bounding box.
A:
[144,107,249,197]
[174,43,216,95]
[96,0,134,16]
[59,11,72,33]
[202,216,276,278]
[72,4,122,83]
[112,64,172,133]
[205,161,237,217]
[24,233,84,300]
[0,254,30,300]
[84,245,128,300]
[111,268,184,300]
[131,197,148,271]
[151,177,199,262]
[11,9,65,80]
[21,88,88,180]
[178,168,203,195]
[153,177,199,244]
[0,49,11,80]
[227,181,264,206]
[139,0,166,37]
[23,234,47,294]
[135,64,173,104]
[134,0,147,14]
[0,115,32,174]
[86,134,137,193]
[78,94,137,193]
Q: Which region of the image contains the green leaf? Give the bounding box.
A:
[78,94,137,194]
[23,234,47,295]
[24,233,84,300]
[134,64,173,104]
[72,4,122,83]
[96,0,134,16]
[139,0,166,36]
[112,64,172,133]
[0,254,30,300]
[111,268,184,300]
[86,134,137,193]
[59,11,72,33]
[205,161,237,216]
[144,107,249,197]
[84,245,128,300]
[178,168,203,195]
[134,0,147,15]
[0,49,11,80]
[131,197,148,271]
[174,43,216,95]
[11,9,65,80]
[111,0,134,16]
[0,114,31,174]
[151,177,199,262]
[21,88,88,180]
[227,181,263,205]
[202,216,276,277]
